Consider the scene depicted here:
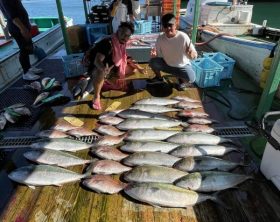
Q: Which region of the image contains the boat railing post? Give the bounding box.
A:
[255,40,280,120]
[191,0,201,44]
[55,0,71,55]
[83,0,89,24]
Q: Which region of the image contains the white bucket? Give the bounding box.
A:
[260,119,280,191]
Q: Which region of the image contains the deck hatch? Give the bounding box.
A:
[0,135,99,149]
[213,126,255,137]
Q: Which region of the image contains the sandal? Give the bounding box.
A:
[92,99,101,110]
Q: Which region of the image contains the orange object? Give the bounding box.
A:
[162,0,181,25]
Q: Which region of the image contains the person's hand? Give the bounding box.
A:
[187,48,198,60]
[150,47,157,58]
[103,63,114,76]
[138,66,147,75]
[20,27,32,41]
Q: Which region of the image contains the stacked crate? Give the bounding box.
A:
[89,5,110,23]
[162,0,181,25]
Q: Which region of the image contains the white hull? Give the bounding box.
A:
[201,30,276,82]
[0,19,73,92]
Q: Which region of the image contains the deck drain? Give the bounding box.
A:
[0,135,99,149]
[213,126,255,138]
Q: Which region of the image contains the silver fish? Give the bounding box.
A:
[170,145,240,157]
[175,171,253,192]
[125,129,180,141]
[187,118,217,125]
[117,109,176,121]
[166,132,231,145]
[8,164,91,188]
[99,116,124,125]
[117,118,187,130]
[184,124,215,133]
[130,104,180,113]
[173,156,242,172]
[36,129,69,138]
[66,127,99,137]
[0,113,7,130]
[98,109,124,119]
[120,141,180,153]
[41,77,51,88]
[83,175,127,194]
[91,159,131,174]
[24,81,41,92]
[134,98,179,106]
[23,149,93,167]
[124,165,188,183]
[172,96,200,103]
[53,120,81,132]
[175,101,202,109]
[33,92,50,105]
[92,146,128,161]
[177,110,209,118]
[30,138,93,152]
[95,124,125,136]
[122,151,180,167]
[92,134,127,146]
[4,110,18,123]
[124,182,222,208]
[12,107,32,116]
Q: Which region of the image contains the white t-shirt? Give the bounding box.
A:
[155,31,196,67]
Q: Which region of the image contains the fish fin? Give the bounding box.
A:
[211,191,231,210]
[28,185,36,189]
[83,160,98,177]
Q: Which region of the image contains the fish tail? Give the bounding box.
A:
[83,159,98,178]
[181,122,189,128]
[211,191,231,210]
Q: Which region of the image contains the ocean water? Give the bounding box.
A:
[22,0,280,28]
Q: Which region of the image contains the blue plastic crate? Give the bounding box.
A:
[62,53,87,78]
[203,52,235,79]
[86,23,109,45]
[191,58,224,88]
[134,20,152,34]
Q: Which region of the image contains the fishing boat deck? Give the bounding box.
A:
[1,49,280,222]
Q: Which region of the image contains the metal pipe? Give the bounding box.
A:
[191,0,201,44]
[83,0,89,23]
[55,0,71,55]
[256,41,280,120]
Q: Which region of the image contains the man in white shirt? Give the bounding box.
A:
[149,13,197,90]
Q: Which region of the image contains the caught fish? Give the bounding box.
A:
[175,171,253,192]
[83,175,127,194]
[82,78,94,98]
[184,124,215,133]
[98,109,124,119]
[166,132,231,145]
[91,159,131,174]
[23,149,93,167]
[170,145,241,157]
[33,92,50,105]
[125,129,180,141]
[92,146,128,161]
[0,113,7,130]
[8,164,92,188]
[95,124,125,136]
[30,138,93,152]
[120,141,180,153]
[99,116,124,125]
[187,118,217,125]
[172,96,200,103]
[24,81,41,92]
[173,156,242,172]
[43,78,56,91]
[122,151,180,167]
[92,134,127,146]
[117,118,187,130]
[124,165,188,183]
[66,127,99,138]
[134,98,179,106]
[130,104,180,113]
[175,101,202,109]
[177,110,209,118]
[72,77,89,97]
[4,110,19,123]
[117,109,176,121]
[41,77,52,88]
[36,129,69,138]
[124,182,224,208]
[6,103,26,109]
[53,120,81,132]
